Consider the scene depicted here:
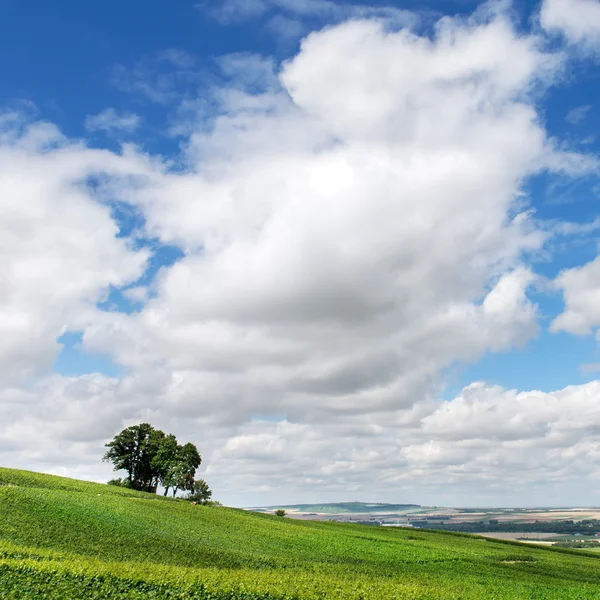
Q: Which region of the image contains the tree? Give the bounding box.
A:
[161,442,202,497]
[152,433,179,495]
[103,423,162,492]
[275,509,286,517]
[188,479,212,504]
[103,424,202,495]
[107,478,129,488]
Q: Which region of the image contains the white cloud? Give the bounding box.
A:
[540,0,600,52]
[76,13,571,496]
[549,217,600,236]
[111,52,200,105]
[198,0,269,22]
[2,7,600,505]
[566,104,591,124]
[552,257,600,335]
[122,286,151,303]
[85,108,140,133]
[0,117,149,387]
[157,49,196,69]
[7,374,600,506]
[198,0,417,30]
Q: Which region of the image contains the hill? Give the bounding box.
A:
[2,467,600,598]
[252,502,421,514]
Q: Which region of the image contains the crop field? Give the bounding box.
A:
[3,468,600,598]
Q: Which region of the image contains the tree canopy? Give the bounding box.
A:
[103,423,206,497]
[188,478,212,504]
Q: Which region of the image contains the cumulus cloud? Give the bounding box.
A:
[80,16,563,431]
[0,118,149,387]
[540,0,600,52]
[552,257,600,335]
[2,7,600,505]
[5,374,600,505]
[85,108,140,133]
[210,380,600,504]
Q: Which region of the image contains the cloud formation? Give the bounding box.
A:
[0,118,148,388]
[2,5,600,505]
[5,375,600,506]
[85,108,140,133]
[197,0,418,45]
[198,0,416,26]
[566,104,591,125]
[552,257,600,335]
[541,0,600,51]
[82,16,563,427]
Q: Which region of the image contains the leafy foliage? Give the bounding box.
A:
[188,478,212,504]
[3,467,600,599]
[162,442,202,497]
[103,423,203,495]
[107,478,130,488]
[103,423,164,492]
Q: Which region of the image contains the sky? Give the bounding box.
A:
[1,0,600,508]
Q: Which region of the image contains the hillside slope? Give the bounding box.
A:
[2,467,600,599]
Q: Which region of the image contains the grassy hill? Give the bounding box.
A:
[2,468,600,599]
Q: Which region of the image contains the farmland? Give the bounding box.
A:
[3,468,600,598]
[261,503,600,550]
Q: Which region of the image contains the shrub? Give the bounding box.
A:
[107,478,130,488]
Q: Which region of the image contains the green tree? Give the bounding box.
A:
[104,424,204,496]
[103,423,162,492]
[275,509,286,517]
[152,433,179,495]
[188,479,212,504]
[161,442,202,497]
[107,478,129,487]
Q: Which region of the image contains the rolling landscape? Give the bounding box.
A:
[254,503,600,550]
[3,467,600,599]
[3,0,600,597]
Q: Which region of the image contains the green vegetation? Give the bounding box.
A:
[188,478,213,504]
[103,423,204,496]
[3,468,600,599]
[412,519,600,535]
[554,541,600,549]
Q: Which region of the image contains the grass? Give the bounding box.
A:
[2,468,600,598]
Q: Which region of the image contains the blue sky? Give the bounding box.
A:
[2,0,597,391]
[2,0,600,506]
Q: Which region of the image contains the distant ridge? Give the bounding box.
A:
[250,501,421,514]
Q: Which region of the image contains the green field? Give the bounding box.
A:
[2,468,600,598]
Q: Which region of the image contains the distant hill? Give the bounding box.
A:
[2,466,600,599]
[252,501,421,513]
